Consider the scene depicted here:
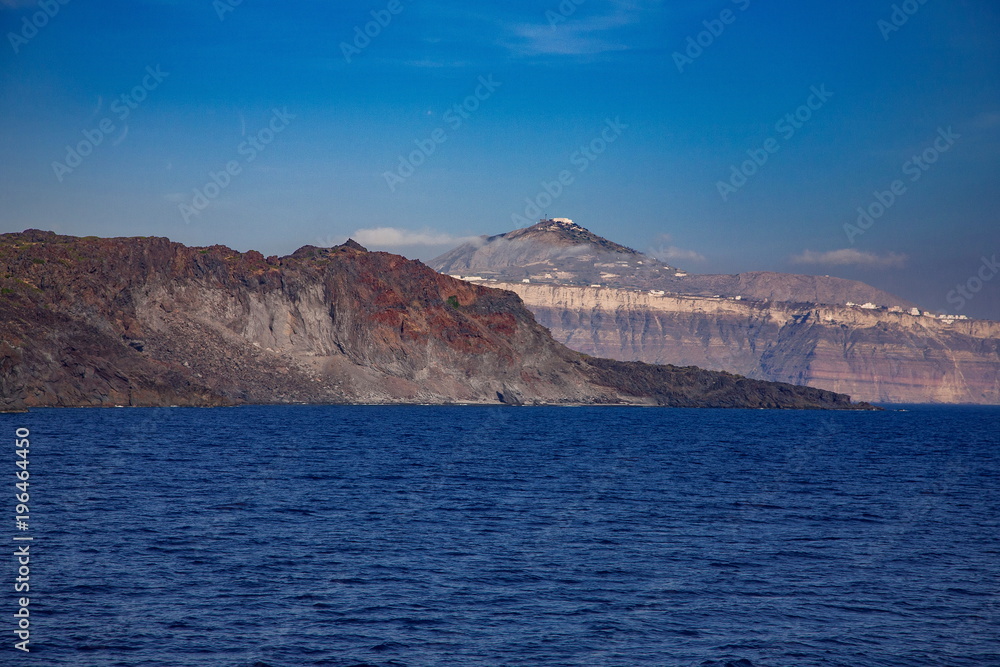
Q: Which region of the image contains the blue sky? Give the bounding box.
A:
[1,0,998,318]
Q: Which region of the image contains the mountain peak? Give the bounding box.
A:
[338,238,368,252]
[428,218,661,280]
[505,218,638,255]
[535,218,582,232]
[429,219,913,308]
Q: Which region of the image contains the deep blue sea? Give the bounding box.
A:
[3,405,999,666]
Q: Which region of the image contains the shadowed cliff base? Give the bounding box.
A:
[0,230,870,412]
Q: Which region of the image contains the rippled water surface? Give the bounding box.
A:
[7,405,1000,666]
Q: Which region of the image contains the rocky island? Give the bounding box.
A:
[0,230,868,412]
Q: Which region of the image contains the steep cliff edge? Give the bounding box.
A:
[490,282,1000,404]
[0,231,865,411]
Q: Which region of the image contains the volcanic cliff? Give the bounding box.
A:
[0,230,863,411]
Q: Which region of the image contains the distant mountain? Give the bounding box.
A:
[430,220,1000,404]
[0,230,865,411]
[433,218,643,275]
[430,218,914,309]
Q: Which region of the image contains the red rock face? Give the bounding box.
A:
[0,231,863,411]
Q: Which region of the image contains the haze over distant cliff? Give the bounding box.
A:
[430,220,999,404]
[0,230,864,412]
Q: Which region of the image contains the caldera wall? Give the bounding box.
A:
[490,282,1000,404]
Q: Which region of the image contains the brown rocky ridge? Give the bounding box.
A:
[0,230,870,412]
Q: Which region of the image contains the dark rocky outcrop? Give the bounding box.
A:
[0,230,866,410]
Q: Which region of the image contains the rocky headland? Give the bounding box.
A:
[0,230,867,411]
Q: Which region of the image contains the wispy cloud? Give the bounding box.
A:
[791,249,908,268]
[646,232,704,263]
[351,227,479,248]
[502,0,660,57]
[648,245,705,263]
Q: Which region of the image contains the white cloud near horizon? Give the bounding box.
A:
[791,249,908,269]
